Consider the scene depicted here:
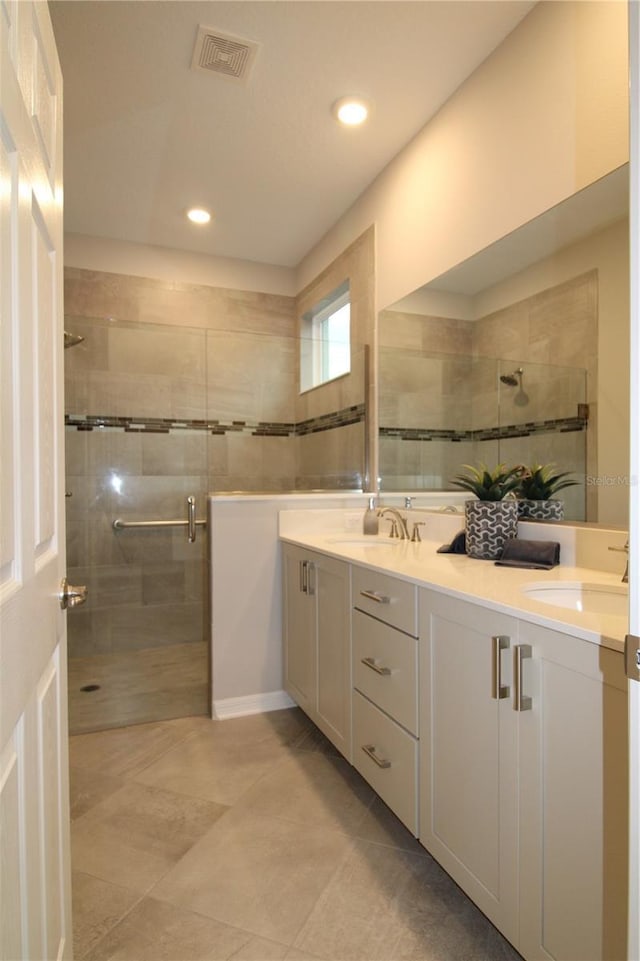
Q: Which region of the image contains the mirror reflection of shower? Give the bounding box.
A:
[64,330,85,349]
[499,366,529,407]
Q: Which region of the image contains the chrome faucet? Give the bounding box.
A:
[377,507,410,540]
[608,538,629,583]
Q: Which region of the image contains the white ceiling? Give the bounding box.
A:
[50,0,535,269]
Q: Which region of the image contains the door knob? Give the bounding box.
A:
[59,577,88,610]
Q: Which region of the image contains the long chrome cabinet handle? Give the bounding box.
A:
[361,657,391,676]
[360,590,391,604]
[361,744,391,769]
[491,635,510,700]
[187,496,196,543]
[514,644,532,711]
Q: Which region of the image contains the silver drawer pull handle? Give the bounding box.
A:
[361,744,391,769]
[514,644,533,712]
[360,590,391,604]
[361,657,391,676]
[491,634,510,700]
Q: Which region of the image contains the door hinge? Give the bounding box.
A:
[625,634,640,681]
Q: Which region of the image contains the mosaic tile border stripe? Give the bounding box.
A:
[65,404,366,437]
[380,416,587,443]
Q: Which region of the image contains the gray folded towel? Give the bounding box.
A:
[495,538,560,570]
[437,531,467,554]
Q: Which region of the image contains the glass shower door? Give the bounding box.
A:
[64,315,210,734]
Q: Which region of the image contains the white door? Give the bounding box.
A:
[0,3,72,960]
[629,4,640,959]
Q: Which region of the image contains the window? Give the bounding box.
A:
[300,281,351,392]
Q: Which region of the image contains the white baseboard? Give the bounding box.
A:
[212,689,296,720]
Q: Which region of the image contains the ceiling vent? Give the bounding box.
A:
[191,26,259,84]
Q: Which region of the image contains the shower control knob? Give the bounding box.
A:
[59,577,88,611]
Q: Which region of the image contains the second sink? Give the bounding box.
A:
[523,582,628,616]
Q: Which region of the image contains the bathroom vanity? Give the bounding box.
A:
[281,513,628,961]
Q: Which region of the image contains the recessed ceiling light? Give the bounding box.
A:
[187,207,212,225]
[332,96,370,127]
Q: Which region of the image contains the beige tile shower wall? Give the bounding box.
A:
[378,350,474,432]
[378,311,475,428]
[205,330,296,424]
[378,310,473,354]
[296,423,365,491]
[379,436,475,492]
[64,268,296,335]
[473,270,596,517]
[473,271,597,380]
[65,316,209,420]
[64,266,299,491]
[207,433,297,492]
[295,227,374,488]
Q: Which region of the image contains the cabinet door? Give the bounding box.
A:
[419,589,519,946]
[316,554,351,759]
[283,545,316,715]
[517,622,628,961]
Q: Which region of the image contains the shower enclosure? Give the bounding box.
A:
[64,314,367,733]
[378,347,588,521]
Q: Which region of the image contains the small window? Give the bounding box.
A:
[300,281,351,392]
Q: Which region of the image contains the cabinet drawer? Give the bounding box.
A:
[353,610,418,735]
[353,689,418,835]
[352,566,417,636]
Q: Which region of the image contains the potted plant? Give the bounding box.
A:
[451,463,522,559]
[516,463,578,520]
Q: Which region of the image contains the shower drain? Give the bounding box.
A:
[80,684,100,693]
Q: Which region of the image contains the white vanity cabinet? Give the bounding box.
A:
[418,589,520,944]
[282,543,351,759]
[352,566,419,834]
[419,588,628,961]
[516,619,627,961]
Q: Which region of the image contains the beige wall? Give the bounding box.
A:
[296,1,628,312]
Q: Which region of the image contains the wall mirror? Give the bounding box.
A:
[378,165,629,527]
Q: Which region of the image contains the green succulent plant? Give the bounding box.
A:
[517,463,578,500]
[451,463,523,502]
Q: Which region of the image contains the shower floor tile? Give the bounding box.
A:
[68,641,209,734]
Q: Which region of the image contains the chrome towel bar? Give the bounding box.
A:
[112,517,207,531]
[112,496,206,542]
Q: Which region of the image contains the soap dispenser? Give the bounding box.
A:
[363,496,379,535]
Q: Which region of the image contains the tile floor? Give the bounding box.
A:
[69,708,523,961]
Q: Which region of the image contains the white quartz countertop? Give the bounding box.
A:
[279,529,628,653]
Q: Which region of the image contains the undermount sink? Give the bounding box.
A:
[523,582,628,616]
[327,536,400,547]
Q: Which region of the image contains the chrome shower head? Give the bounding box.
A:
[499,367,523,387]
[64,330,85,349]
